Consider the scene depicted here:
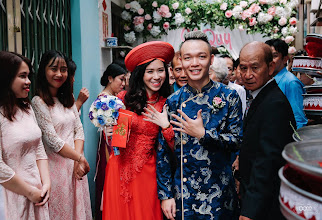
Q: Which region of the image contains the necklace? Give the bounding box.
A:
[101,90,114,96]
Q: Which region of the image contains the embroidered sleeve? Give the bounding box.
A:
[0,115,15,183]
[200,90,243,152]
[161,125,175,151]
[72,104,84,141]
[30,109,48,160]
[156,100,175,200]
[32,96,65,153]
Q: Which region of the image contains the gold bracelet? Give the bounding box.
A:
[77,154,82,163]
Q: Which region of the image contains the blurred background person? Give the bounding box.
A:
[209,56,228,83]
[94,62,127,220]
[67,59,89,112]
[168,64,176,86]
[0,51,50,219]
[113,58,131,91]
[266,39,307,129]
[220,54,234,82]
[211,57,246,116]
[169,51,188,92]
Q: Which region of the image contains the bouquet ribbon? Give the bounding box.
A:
[111,109,134,148]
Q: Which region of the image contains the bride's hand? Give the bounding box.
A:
[104,126,114,137]
[142,104,170,129]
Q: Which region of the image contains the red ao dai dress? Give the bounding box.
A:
[102,91,174,220]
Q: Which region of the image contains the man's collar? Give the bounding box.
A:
[186,80,213,94]
[250,78,274,99]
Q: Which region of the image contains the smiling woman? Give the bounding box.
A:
[11,61,31,99]
[0,51,50,220]
[31,50,92,219]
[102,41,175,220]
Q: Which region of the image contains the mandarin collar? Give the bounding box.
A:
[146,92,159,101]
[186,80,213,94]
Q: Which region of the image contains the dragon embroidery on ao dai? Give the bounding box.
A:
[157,80,243,220]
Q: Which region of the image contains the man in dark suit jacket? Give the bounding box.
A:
[238,42,296,220]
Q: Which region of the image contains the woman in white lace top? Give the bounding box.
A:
[31,50,92,219]
[0,51,50,219]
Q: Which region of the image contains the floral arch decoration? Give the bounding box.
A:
[121,0,298,52]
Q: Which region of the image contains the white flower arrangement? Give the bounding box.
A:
[121,11,132,21]
[150,26,161,37]
[129,1,141,13]
[174,13,185,26]
[124,31,136,43]
[121,0,298,43]
[153,10,162,23]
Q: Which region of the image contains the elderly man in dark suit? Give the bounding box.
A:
[238,42,295,220]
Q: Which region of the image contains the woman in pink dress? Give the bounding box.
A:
[0,51,50,219]
[31,50,92,220]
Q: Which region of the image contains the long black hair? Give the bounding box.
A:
[35,50,74,108]
[124,59,171,115]
[0,51,33,121]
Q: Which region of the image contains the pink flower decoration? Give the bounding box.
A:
[225,10,233,18]
[288,46,296,54]
[145,14,152,20]
[133,16,145,26]
[220,3,228,10]
[163,22,170,30]
[267,6,276,16]
[249,17,257,26]
[259,0,267,4]
[158,5,170,17]
[124,25,130,31]
[147,23,153,30]
[284,36,294,43]
[278,17,287,26]
[152,1,158,7]
[214,97,222,105]
[289,17,297,25]
[185,7,192,15]
[125,4,131,10]
[242,10,252,20]
[172,2,179,10]
[213,96,226,108]
[138,8,144,15]
[249,3,261,14]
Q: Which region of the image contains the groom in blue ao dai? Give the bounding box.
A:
[157,31,243,220]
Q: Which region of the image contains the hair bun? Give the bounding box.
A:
[100,63,127,87]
